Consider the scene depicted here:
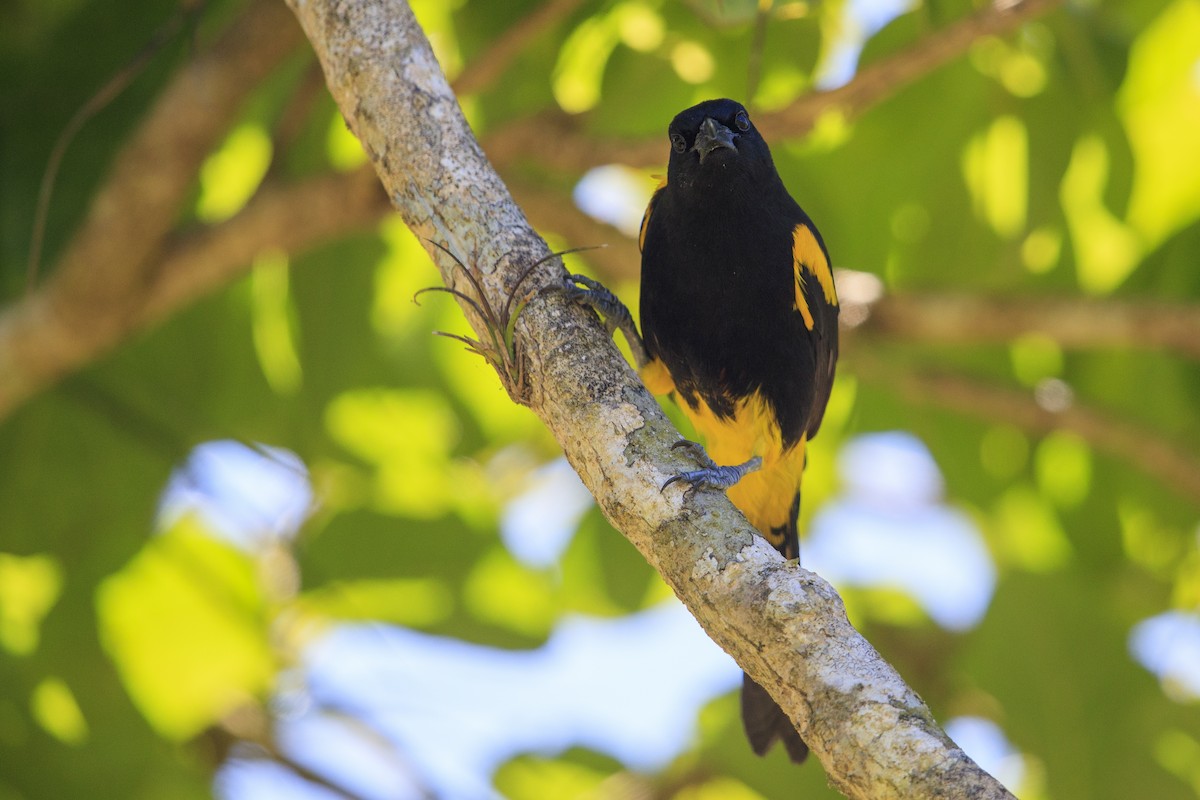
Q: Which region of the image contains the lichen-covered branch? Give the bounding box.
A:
[282,1,1015,798]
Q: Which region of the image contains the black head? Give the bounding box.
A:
[664,99,778,193]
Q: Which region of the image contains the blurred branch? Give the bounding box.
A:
[859,358,1200,503]
[759,0,1063,138]
[143,169,387,322]
[847,292,1200,362]
[283,1,1016,798]
[483,0,1063,172]
[25,0,205,290]
[451,0,584,96]
[0,164,385,420]
[0,0,305,419]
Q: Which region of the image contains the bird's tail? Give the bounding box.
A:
[743,489,807,762]
[741,673,809,763]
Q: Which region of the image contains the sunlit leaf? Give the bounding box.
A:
[675,776,768,800]
[95,518,273,740]
[196,124,272,223]
[1009,333,1062,387]
[962,115,1028,239]
[325,108,368,171]
[30,677,88,746]
[1119,0,1200,248]
[463,548,556,636]
[1117,499,1183,576]
[1034,431,1092,509]
[991,486,1073,572]
[493,754,607,800]
[250,249,303,396]
[1060,135,1143,294]
[0,553,61,656]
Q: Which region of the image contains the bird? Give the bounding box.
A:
[567,97,839,763]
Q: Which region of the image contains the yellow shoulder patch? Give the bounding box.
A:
[639,176,668,252]
[793,272,815,331]
[639,357,676,396]
[792,222,838,310]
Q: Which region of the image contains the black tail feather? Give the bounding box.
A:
[741,673,808,763]
[744,490,807,762]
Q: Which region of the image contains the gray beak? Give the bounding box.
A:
[692,117,737,164]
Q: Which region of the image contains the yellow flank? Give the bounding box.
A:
[676,388,806,536]
[792,222,838,309]
[639,358,676,395]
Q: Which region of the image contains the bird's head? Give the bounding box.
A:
[664,98,776,192]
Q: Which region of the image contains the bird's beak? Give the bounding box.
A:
[692,117,737,164]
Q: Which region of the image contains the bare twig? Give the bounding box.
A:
[283,1,1016,797]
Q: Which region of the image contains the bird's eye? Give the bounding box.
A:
[734,111,750,132]
[670,133,687,153]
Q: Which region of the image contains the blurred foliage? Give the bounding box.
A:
[2,0,1200,798]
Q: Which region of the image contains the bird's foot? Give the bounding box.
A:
[562,274,648,368]
[661,440,762,493]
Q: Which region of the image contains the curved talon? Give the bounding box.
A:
[669,439,715,466]
[661,453,763,493]
[562,274,649,368]
[564,275,629,327]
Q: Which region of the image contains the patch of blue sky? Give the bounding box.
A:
[572,164,654,238]
[945,716,1027,793]
[1130,609,1200,701]
[158,439,311,550]
[294,603,739,798]
[805,432,997,631]
[501,457,594,567]
[817,0,917,89]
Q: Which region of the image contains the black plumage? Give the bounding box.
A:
[637,98,840,763]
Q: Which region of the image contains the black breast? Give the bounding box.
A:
[639,184,819,450]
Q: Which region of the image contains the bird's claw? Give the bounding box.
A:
[562,274,649,367]
[661,440,761,493]
[563,274,626,332]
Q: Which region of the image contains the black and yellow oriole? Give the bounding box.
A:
[569,98,838,763]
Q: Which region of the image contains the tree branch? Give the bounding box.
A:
[283,1,1015,797]
[857,357,1200,503]
[0,166,386,420]
[761,0,1064,138]
[849,291,1200,362]
[482,0,1063,173]
[0,0,304,417]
